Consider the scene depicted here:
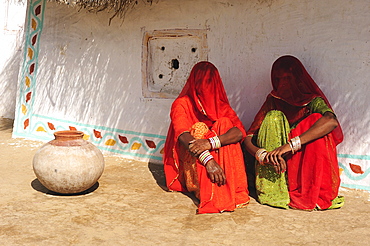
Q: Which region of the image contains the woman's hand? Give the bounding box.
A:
[204,159,226,186]
[264,144,291,174]
[188,139,211,157]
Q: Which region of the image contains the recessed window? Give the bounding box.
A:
[142,29,208,98]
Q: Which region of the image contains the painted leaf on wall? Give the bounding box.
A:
[131,142,142,150]
[48,122,55,130]
[105,139,116,146]
[69,126,77,131]
[349,163,364,174]
[24,119,29,129]
[26,92,32,103]
[25,76,31,87]
[29,63,35,74]
[145,140,156,149]
[94,129,102,138]
[160,148,164,154]
[118,135,129,144]
[21,104,27,115]
[35,5,41,16]
[339,168,344,176]
[28,48,33,59]
[31,19,37,31]
[36,126,46,132]
[31,34,37,46]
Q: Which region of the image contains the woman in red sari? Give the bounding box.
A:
[164,61,250,214]
[243,55,344,210]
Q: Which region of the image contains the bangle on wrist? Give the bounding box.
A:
[288,141,294,154]
[290,136,301,153]
[208,136,221,150]
[198,150,214,166]
[255,148,267,165]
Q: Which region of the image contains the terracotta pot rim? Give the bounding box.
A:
[54,130,84,139]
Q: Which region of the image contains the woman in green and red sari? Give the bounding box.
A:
[244,55,344,210]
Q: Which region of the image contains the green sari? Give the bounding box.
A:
[254,97,334,209]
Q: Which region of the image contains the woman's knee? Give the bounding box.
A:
[190,122,209,138]
[211,117,235,135]
[216,117,233,126]
[213,117,234,131]
[263,110,286,124]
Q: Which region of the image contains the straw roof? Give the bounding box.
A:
[50,0,154,23]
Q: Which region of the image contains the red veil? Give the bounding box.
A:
[247,55,343,145]
[175,61,246,129]
[163,61,249,213]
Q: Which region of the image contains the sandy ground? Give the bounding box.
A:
[0,117,369,246]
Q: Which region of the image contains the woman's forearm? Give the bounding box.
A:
[218,127,243,146]
[178,132,195,148]
[243,135,260,156]
[184,126,243,157]
[299,112,338,145]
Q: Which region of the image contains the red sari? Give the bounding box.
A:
[247,55,344,210]
[164,61,250,214]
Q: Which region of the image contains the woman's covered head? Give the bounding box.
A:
[272,55,304,93]
[270,55,318,106]
[189,61,221,95]
[272,55,304,79]
[177,61,230,121]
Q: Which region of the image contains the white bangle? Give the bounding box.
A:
[259,151,267,165]
[198,150,214,165]
[290,136,301,152]
[255,148,267,165]
[208,136,221,149]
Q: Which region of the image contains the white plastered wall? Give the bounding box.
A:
[14,0,370,188]
[0,0,27,118]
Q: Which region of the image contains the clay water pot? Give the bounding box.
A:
[33,130,105,194]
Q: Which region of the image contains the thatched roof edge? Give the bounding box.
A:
[48,0,154,23]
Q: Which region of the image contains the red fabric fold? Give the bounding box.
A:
[288,113,340,210]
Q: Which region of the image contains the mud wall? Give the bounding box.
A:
[13,0,370,190]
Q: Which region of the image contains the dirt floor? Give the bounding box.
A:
[0,117,369,246]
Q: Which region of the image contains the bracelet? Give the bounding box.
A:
[255,148,267,165]
[208,136,221,150]
[290,136,301,153]
[198,150,214,166]
[288,141,295,154]
[259,151,267,165]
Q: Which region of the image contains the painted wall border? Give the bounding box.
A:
[13,0,46,137]
[338,154,370,191]
[14,114,166,161]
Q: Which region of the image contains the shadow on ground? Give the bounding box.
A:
[148,162,201,206]
[31,178,99,196]
[0,117,13,132]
